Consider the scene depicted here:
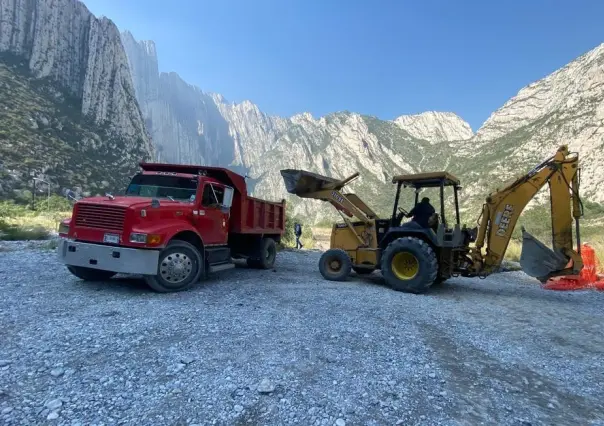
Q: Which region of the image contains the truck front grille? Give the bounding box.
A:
[74,204,126,231]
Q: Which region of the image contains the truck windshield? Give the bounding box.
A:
[125,174,198,201]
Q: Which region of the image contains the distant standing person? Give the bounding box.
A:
[294,222,303,249]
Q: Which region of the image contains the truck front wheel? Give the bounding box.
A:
[67,266,116,281]
[145,240,204,293]
[246,237,277,269]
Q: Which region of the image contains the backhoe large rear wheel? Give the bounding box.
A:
[381,237,438,294]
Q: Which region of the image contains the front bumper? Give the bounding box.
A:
[57,238,160,275]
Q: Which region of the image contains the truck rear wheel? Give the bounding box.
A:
[246,237,277,269]
[381,237,438,294]
[319,249,352,281]
[145,240,204,293]
[67,266,116,281]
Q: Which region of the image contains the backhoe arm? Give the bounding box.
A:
[470,145,582,280]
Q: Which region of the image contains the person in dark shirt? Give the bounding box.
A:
[406,197,436,228]
[294,222,303,249]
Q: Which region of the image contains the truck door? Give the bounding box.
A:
[198,182,233,246]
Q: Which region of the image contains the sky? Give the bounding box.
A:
[83,0,603,131]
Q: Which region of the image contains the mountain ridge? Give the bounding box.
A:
[120,30,604,222]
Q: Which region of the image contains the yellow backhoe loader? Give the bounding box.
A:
[280,145,583,293]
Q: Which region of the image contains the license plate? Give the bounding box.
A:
[103,233,120,244]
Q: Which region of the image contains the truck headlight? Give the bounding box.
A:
[129,233,162,244]
[130,233,147,243]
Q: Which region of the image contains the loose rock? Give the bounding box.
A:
[45,399,63,411]
[47,411,59,420]
[257,378,275,394]
[50,368,65,377]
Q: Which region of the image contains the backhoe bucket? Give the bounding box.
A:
[280,169,338,197]
[519,228,568,280]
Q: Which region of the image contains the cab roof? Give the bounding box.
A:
[391,171,461,188]
[139,162,247,195]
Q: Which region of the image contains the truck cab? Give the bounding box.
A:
[57,163,286,292]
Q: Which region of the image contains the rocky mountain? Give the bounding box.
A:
[122,29,603,225]
[0,0,153,199]
[451,43,604,210]
[393,111,474,143]
[121,31,474,221]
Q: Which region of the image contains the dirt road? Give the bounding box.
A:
[1,241,604,425]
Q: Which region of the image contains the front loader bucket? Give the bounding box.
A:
[280,169,338,197]
[519,228,568,280]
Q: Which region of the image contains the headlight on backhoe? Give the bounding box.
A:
[129,233,162,245]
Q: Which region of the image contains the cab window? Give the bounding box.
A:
[202,184,224,207]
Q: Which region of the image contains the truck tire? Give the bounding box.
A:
[381,237,438,294]
[67,266,116,281]
[319,248,352,281]
[144,240,204,293]
[246,237,277,269]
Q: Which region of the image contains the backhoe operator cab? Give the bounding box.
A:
[390,171,471,245]
[377,171,475,292]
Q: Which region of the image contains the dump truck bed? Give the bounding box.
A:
[230,194,285,235]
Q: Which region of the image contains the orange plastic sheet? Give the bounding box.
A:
[543,244,604,291]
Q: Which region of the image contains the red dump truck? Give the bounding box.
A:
[57,162,286,292]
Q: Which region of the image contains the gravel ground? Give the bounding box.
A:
[1,241,604,426]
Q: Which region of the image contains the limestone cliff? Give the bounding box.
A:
[0,0,153,197]
[121,31,469,220]
[393,111,474,143]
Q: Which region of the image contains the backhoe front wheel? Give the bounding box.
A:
[319,248,352,281]
[381,237,438,294]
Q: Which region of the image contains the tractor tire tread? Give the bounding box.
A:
[381,236,438,294]
[319,248,352,282]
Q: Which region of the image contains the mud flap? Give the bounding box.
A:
[519,228,568,280]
